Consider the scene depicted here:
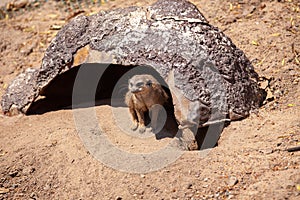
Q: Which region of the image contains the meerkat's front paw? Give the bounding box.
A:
[131,121,138,131]
[188,140,198,151]
[138,125,146,133]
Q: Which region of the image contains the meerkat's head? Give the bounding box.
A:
[128,74,157,94]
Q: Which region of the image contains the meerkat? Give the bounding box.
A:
[125,74,169,133]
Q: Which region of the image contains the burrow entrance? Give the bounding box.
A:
[27,63,215,149]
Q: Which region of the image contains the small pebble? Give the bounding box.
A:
[0,187,9,194]
[30,192,37,199]
[227,176,238,187]
[186,183,193,189]
[259,148,273,154]
[9,171,18,177]
[10,184,18,189]
[22,167,35,175]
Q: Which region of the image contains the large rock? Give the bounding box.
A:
[1,0,266,149]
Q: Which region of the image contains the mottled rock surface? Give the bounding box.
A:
[1,0,265,128]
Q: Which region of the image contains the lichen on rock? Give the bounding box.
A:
[1,0,266,149]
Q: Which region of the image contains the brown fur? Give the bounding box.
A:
[125,74,168,133]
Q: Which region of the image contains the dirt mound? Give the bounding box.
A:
[0,0,299,199]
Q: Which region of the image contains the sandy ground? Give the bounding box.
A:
[0,0,299,199]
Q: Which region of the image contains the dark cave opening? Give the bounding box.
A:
[27,63,173,114]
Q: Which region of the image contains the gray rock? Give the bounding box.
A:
[1,0,266,149]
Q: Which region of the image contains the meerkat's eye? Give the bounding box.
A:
[146,80,152,87]
[136,82,144,87]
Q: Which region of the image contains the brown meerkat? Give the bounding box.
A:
[125,74,169,133]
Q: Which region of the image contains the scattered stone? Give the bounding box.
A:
[43,184,50,191]
[277,142,282,147]
[227,176,238,187]
[225,190,235,199]
[293,78,299,85]
[260,80,269,89]
[30,192,37,199]
[242,5,256,16]
[140,174,145,178]
[10,184,18,189]
[274,90,283,99]
[6,0,29,11]
[0,188,9,194]
[8,170,18,177]
[289,70,297,76]
[22,166,35,175]
[186,183,193,189]
[116,196,122,200]
[259,148,273,154]
[0,177,6,183]
[49,25,62,30]
[265,88,274,101]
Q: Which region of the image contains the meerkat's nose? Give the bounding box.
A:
[131,87,140,93]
